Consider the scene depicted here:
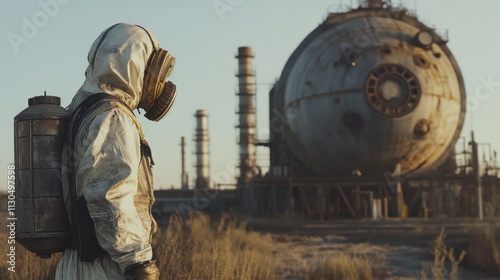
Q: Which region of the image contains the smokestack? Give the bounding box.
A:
[194,110,210,189]
[236,46,257,186]
[181,136,189,190]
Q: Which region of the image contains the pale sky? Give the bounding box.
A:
[1,0,500,190]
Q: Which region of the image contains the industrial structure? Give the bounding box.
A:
[270,1,464,177]
[194,110,210,189]
[234,0,499,220]
[154,0,500,221]
[180,136,189,190]
[236,47,258,186]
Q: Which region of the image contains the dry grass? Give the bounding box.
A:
[153,213,275,280]
[0,230,60,280]
[465,226,500,276]
[420,228,465,280]
[0,213,275,280]
[1,212,396,280]
[272,232,388,279]
[308,253,386,280]
[0,208,60,280]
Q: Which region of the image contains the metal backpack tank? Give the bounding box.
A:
[14,94,71,258]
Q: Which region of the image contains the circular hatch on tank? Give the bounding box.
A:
[365,64,421,117]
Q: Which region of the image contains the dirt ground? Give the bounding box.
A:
[248,217,500,280]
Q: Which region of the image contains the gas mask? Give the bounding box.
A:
[137,25,177,121]
[139,46,177,121]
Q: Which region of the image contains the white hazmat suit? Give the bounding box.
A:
[55,23,170,280]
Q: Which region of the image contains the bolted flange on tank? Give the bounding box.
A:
[14,94,71,258]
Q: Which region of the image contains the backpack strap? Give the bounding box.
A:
[80,98,155,165]
[67,93,144,147]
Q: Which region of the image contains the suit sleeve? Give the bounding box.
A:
[75,108,152,271]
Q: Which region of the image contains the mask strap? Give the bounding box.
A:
[135,24,158,51]
[90,23,121,69]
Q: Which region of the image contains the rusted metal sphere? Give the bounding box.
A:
[275,7,465,176]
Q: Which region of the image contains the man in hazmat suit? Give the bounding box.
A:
[55,23,176,280]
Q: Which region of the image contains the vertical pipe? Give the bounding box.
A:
[181,136,189,190]
[236,46,256,186]
[383,197,389,219]
[394,163,404,218]
[272,184,276,218]
[288,179,294,216]
[471,131,483,220]
[355,185,361,218]
[194,110,210,189]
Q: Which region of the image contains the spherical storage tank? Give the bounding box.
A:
[275,5,465,176]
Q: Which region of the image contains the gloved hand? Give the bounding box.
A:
[124,260,160,280]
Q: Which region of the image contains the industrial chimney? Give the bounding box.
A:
[236,46,257,187]
[194,110,210,189]
[181,136,189,190]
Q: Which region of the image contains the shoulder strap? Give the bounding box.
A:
[67,93,143,148]
[66,93,145,207]
[79,96,154,164]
